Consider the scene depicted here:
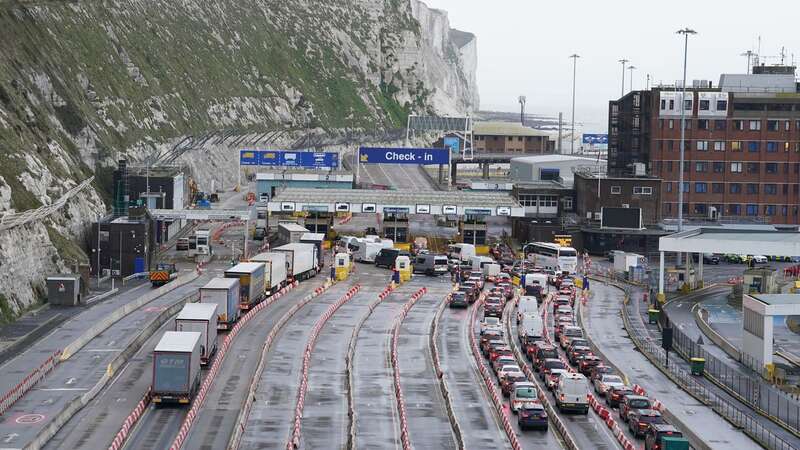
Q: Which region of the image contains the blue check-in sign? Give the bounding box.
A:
[359,147,449,165]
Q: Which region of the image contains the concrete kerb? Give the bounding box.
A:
[61,272,200,361]
[24,287,200,450]
[429,291,465,450]
[227,279,333,450]
[85,288,120,305]
[693,304,742,361]
[345,283,396,450]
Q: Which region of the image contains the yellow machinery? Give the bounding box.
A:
[335,252,351,281]
[396,255,412,282]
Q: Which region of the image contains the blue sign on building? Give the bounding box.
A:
[582,134,609,145]
[358,147,449,165]
[240,150,339,168]
[443,137,460,154]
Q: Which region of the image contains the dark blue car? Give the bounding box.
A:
[518,403,548,431]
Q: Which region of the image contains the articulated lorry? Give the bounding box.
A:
[175,303,218,365]
[225,262,266,311]
[249,252,289,294]
[199,277,240,330]
[273,243,318,281]
[152,331,202,405]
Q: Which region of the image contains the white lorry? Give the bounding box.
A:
[175,303,218,365]
[448,243,476,262]
[152,331,202,405]
[249,252,289,294]
[199,277,240,330]
[273,243,319,281]
[356,241,384,263]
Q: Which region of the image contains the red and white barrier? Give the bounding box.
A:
[389,287,428,450]
[467,293,524,450]
[337,213,353,225]
[108,389,152,450]
[0,350,61,416]
[286,284,363,449]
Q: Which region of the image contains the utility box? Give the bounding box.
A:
[47,275,82,306]
[335,252,350,281]
[743,267,778,295]
[396,255,412,282]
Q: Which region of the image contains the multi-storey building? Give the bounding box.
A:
[608,66,800,225]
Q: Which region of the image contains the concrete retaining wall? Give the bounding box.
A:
[694,306,742,361]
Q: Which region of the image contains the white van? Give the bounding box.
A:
[483,263,501,281]
[555,372,589,414]
[518,314,544,344]
[448,243,476,261]
[517,296,539,322]
[470,255,494,271]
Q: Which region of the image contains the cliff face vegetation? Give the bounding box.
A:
[0,0,478,315]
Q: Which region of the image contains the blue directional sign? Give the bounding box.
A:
[443,137,460,154]
[582,134,608,145]
[239,150,339,169]
[358,147,449,165]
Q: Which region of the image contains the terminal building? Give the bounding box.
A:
[608,65,800,225]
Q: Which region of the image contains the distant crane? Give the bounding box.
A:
[518,96,526,126]
[741,50,756,74]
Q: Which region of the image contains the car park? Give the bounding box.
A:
[644,424,685,450]
[619,395,652,422]
[518,403,549,431]
[554,372,590,414]
[606,385,635,408]
[593,374,625,396]
[449,291,468,308]
[510,382,540,413]
[628,409,664,437]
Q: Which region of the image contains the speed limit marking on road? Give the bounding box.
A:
[15,413,45,424]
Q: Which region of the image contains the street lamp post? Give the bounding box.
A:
[569,54,580,155]
[677,28,697,233]
[618,59,629,97]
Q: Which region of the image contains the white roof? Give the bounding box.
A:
[279,223,309,232]
[227,262,265,273]
[176,303,217,321]
[659,228,800,256]
[274,242,316,252]
[155,331,201,353]
[203,277,239,290]
[250,252,286,263]
[300,233,325,242]
[511,154,600,165]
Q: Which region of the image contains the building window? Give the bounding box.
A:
[563,197,573,210]
[765,184,777,195]
[786,120,791,131]
[766,142,778,152]
[633,186,653,195]
[782,206,789,216]
[667,161,673,172]
[713,162,724,173]
[661,99,666,109]
[730,162,743,173]
[731,141,742,151]
[684,99,692,110]
[539,196,558,207]
[683,161,690,172]
[696,141,708,151]
[682,182,690,193]
[668,119,674,129]
[765,162,778,174]
[694,204,707,215]
[712,183,723,193]
[767,120,780,131]
[659,119,664,129]
[695,182,708,193]
[610,186,621,194]
[518,194,537,207]
[747,162,760,174]
[697,119,709,130]
[633,94,641,107]
[695,161,708,172]
[746,183,759,194]
[746,204,758,216]
[729,204,741,215]
[684,120,692,130]
[668,140,674,151]
[713,141,725,151]
[783,184,789,194]
[714,119,726,130]
[748,141,760,152]
[717,100,728,111]
[730,183,742,194]
[749,120,761,131]
[765,205,776,216]
[786,142,791,152]
[699,100,710,111]
[669,99,675,110]
[734,120,744,130]
[508,137,514,141]
[795,163,800,174]
[666,183,673,193]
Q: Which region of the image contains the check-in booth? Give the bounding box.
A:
[395,255,412,282]
[335,252,351,281]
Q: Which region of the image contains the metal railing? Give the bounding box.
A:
[619,285,799,450]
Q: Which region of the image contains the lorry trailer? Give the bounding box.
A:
[175,303,218,365]
[249,252,289,294]
[152,331,202,405]
[273,243,319,281]
[225,262,266,311]
[199,277,240,330]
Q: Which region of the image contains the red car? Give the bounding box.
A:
[607,385,635,408]
[579,355,603,375]
[489,345,513,363]
[501,372,529,397]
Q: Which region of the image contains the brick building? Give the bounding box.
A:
[608,66,800,224]
[473,121,555,154]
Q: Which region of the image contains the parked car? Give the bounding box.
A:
[628,409,664,437]
[518,403,549,430]
[619,395,652,422]
[644,424,685,450]
[751,255,768,264]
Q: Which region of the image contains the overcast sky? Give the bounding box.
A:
[422,0,800,132]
